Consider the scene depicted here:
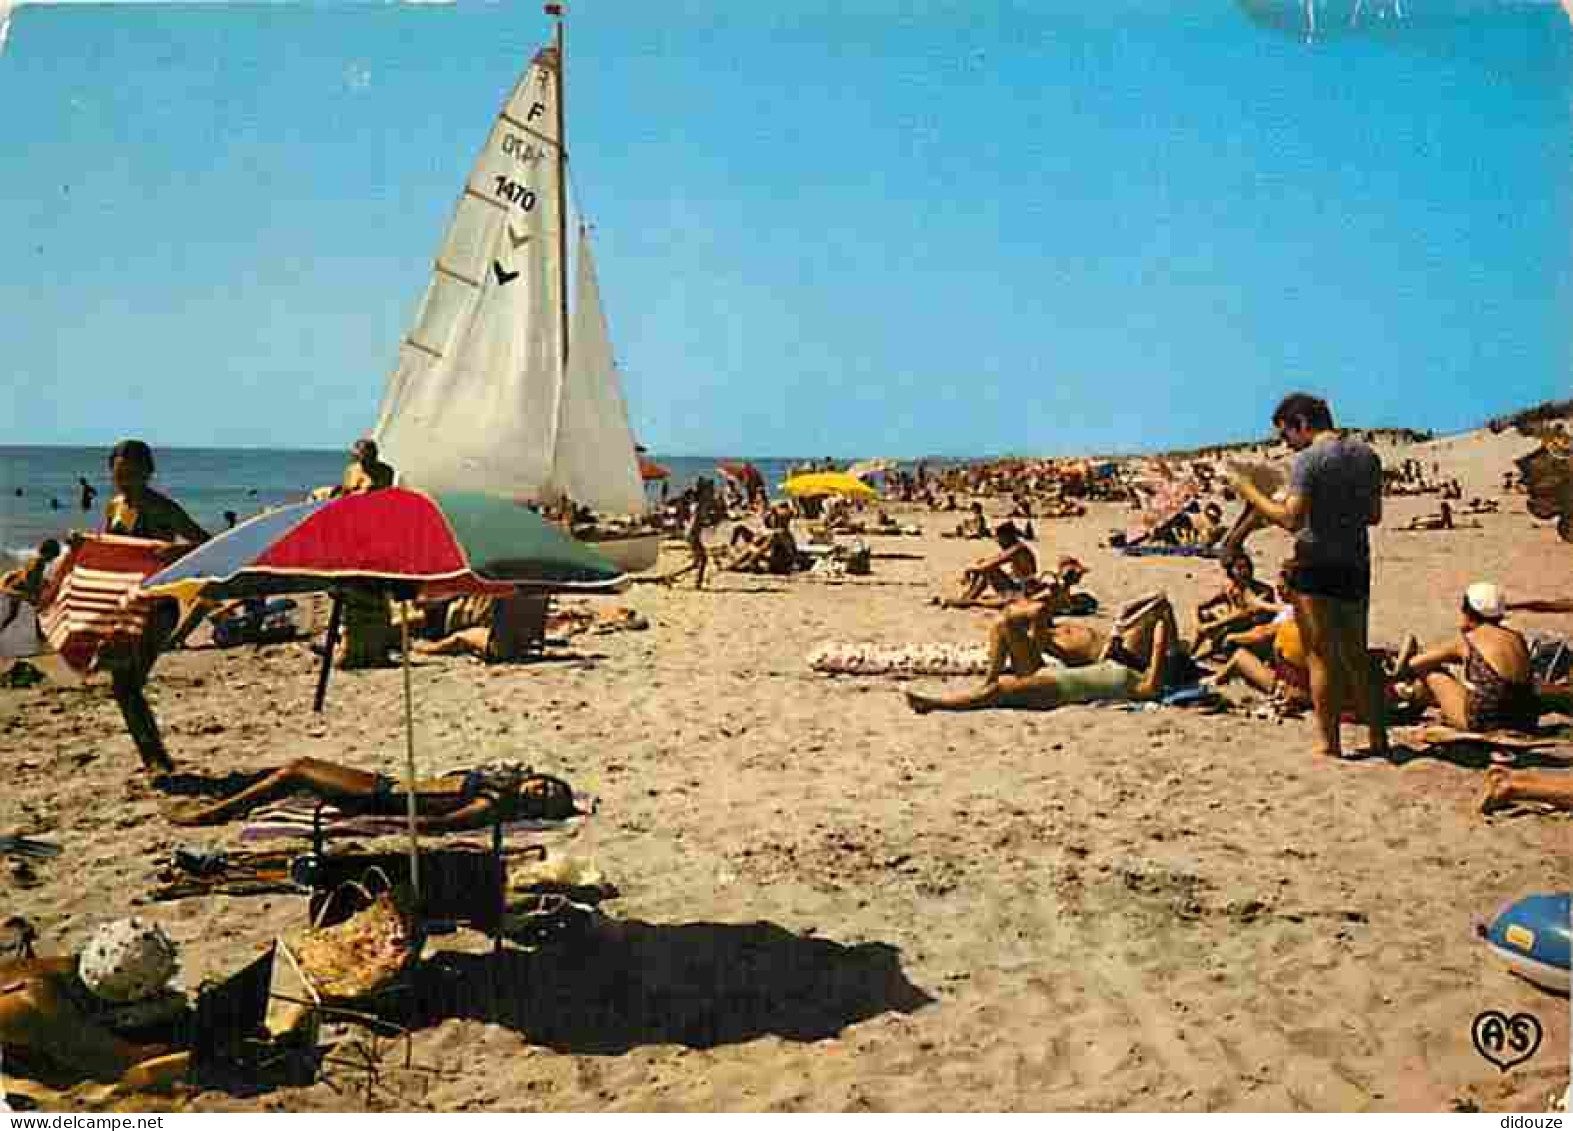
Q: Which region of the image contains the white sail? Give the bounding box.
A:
[553,229,646,518]
[373,47,566,500]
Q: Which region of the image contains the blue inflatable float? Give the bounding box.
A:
[1479,892,1570,994]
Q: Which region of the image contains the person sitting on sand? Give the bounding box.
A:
[1392,582,1539,732]
[904,592,1195,714]
[168,757,576,829]
[1208,604,1309,711]
[405,593,546,662]
[0,539,61,634]
[1190,501,1227,547]
[725,524,800,575]
[944,501,990,540]
[1477,766,1573,814]
[1,919,185,1088]
[1191,551,1277,660]
[333,439,400,669]
[937,522,1037,607]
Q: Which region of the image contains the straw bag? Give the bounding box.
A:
[286,872,418,1002]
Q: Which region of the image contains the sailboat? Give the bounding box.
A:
[373,5,663,572]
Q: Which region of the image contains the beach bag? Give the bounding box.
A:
[287,874,418,1003]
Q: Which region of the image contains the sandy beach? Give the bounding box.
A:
[1,426,1568,1112]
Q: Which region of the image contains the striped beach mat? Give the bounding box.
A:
[1117,544,1222,559]
[238,791,598,844]
[36,535,170,673]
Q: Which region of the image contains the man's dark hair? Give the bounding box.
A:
[37,539,61,559]
[108,439,155,473]
[1271,393,1334,432]
[1222,550,1253,574]
[994,521,1021,546]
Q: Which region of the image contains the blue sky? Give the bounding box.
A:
[1,0,1569,457]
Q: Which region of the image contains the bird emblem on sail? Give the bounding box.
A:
[508,226,531,250]
[491,261,521,286]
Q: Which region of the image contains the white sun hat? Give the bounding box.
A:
[1464,582,1506,621]
[77,918,179,1003]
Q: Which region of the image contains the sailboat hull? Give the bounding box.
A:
[581,531,663,573]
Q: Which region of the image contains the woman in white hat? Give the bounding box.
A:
[1393,582,1539,732]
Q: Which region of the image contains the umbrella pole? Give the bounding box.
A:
[312,594,343,713]
[400,615,421,904]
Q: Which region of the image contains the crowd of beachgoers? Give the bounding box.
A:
[0,396,1568,1113]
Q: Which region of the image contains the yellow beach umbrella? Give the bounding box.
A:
[782,471,879,500]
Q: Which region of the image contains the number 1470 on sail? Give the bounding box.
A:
[493,176,537,211]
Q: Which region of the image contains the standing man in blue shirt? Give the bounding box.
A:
[1229,392,1388,759]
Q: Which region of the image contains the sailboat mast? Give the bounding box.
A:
[552,5,570,370]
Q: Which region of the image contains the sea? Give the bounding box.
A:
[0,447,920,566]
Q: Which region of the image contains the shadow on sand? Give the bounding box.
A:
[1355,742,1573,772]
[406,918,934,1054]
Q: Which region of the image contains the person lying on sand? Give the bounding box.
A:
[1478,766,1573,814]
[904,592,1196,714]
[1399,500,1483,532]
[1505,595,1573,615]
[167,757,575,829]
[1401,500,1454,531]
[1391,583,1539,733]
[1,919,185,1088]
[935,522,1037,607]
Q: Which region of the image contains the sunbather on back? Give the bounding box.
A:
[168,757,577,830]
[906,593,1194,714]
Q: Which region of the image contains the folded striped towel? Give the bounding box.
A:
[238,791,597,844]
[36,535,169,673]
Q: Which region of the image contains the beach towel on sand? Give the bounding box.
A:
[1117,544,1223,560]
[238,791,596,844]
[808,640,990,677]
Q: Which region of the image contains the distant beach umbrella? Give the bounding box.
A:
[717,461,766,494]
[638,456,670,482]
[782,472,879,500]
[848,459,899,482]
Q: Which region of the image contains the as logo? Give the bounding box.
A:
[1471,1011,1542,1072]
